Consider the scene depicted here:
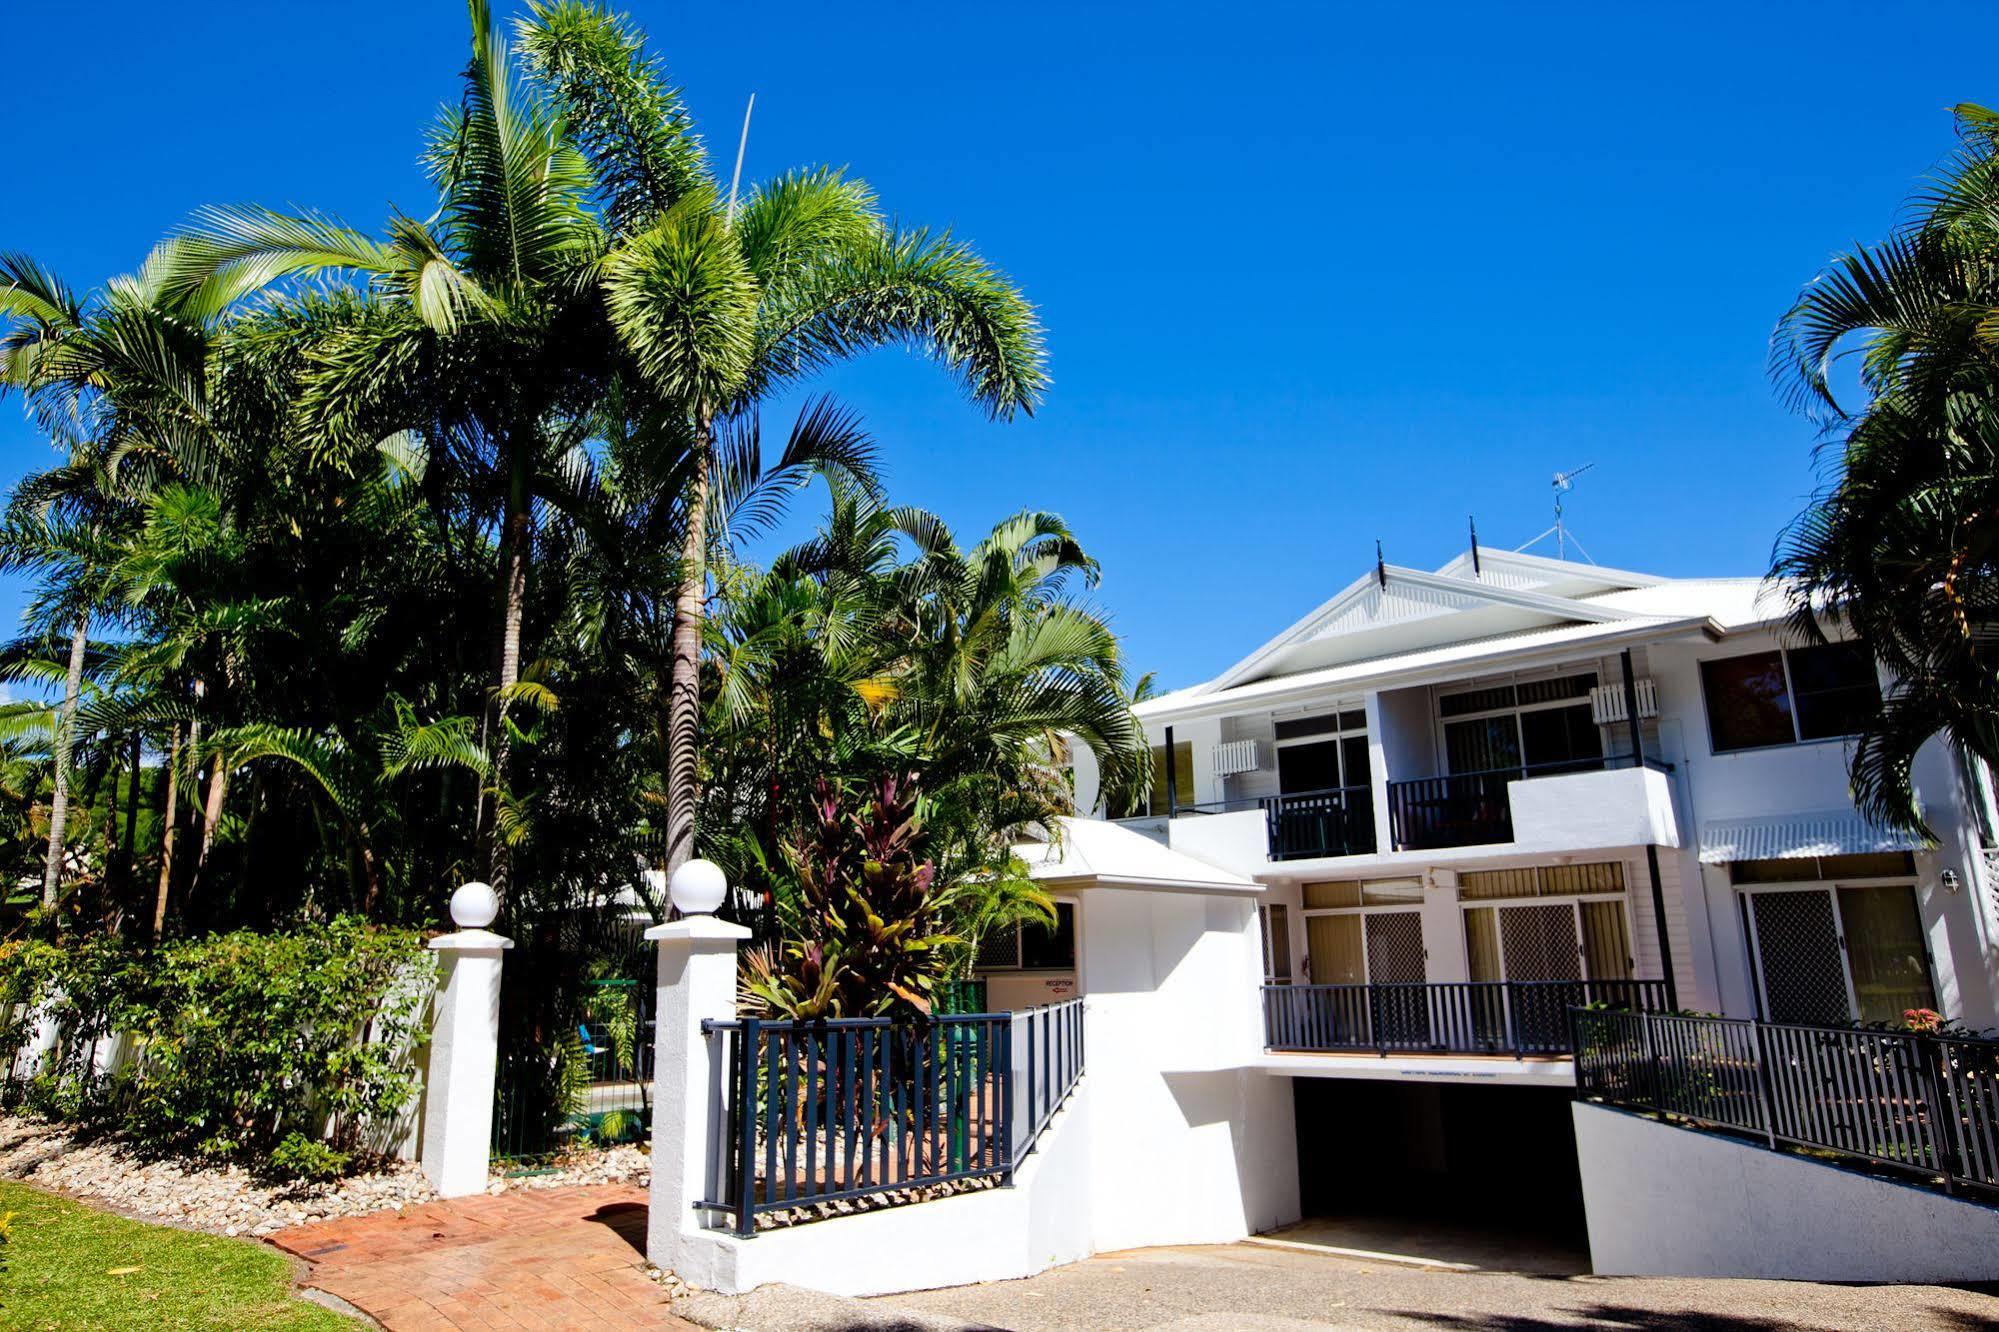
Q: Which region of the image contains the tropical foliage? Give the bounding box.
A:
[1773,102,1999,833]
[0,0,1141,1068]
[0,919,430,1175]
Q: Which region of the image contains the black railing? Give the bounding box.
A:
[1263,979,1671,1056]
[1010,999,1085,1164]
[1262,786,1376,861]
[1573,1008,1999,1198]
[701,1006,1088,1236]
[1385,755,1672,851]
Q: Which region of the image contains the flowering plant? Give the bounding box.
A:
[1904,1007,1944,1033]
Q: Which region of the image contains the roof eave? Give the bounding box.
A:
[1135,615,1725,726]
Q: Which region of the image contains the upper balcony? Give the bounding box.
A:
[1384,754,1675,853]
[1172,785,1377,861]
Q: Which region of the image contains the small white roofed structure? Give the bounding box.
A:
[1013,816,1262,896]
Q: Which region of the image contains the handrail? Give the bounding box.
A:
[1572,1007,1999,1199]
[696,1004,1086,1236]
[1010,998,1085,1166]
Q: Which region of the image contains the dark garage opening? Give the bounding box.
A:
[1288,1078,1589,1272]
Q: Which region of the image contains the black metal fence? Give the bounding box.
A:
[1264,980,1672,1056]
[1573,1008,1999,1197]
[1010,999,1085,1162]
[701,1014,1015,1235]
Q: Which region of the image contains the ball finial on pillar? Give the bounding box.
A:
[450,880,501,930]
[668,858,727,916]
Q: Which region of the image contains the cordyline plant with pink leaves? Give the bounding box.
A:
[740,773,963,1020]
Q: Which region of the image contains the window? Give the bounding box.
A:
[1790,643,1881,740]
[1700,643,1879,753]
[1460,861,1625,900]
[1439,671,1603,776]
[978,903,1076,971]
[1121,741,1194,817]
[1275,709,1369,795]
[1263,904,1293,982]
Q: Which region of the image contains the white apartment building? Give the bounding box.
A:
[1066,546,1999,1039]
[961,545,1999,1263]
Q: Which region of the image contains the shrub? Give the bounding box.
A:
[269,1132,351,1182]
[1,917,432,1174]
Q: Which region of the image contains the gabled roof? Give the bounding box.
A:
[1207,549,1659,691]
[1136,613,1720,724]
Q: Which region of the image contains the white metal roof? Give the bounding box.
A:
[1012,817,1262,896]
[1135,613,1718,723]
[1697,810,1932,864]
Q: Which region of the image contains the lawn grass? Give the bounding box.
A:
[0,1180,353,1331]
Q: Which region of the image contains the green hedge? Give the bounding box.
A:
[0,918,432,1177]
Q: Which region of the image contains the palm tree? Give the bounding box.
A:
[517,0,1046,876]
[0,256,153,911]
[160,1,612,896]
[1771,102,1999,832]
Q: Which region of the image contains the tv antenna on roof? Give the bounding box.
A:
[1514,462,1596,563]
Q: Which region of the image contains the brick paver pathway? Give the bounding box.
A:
[272,1183,697,1330]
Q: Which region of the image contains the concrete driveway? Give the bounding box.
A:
[852,1241,1999,1331]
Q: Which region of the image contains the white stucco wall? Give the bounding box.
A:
[1650,633,1999,1029]
[691,1085,1098,1298]
[1075,886,1301,1250]
[1575,1103,1999,1282]
[1507,766,1679,853]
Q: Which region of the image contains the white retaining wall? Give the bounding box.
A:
[1575,1103,1999,1282]
[678,1079,1097,1298]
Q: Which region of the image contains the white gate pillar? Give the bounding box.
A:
[646,860,749,1285]
[421,881,512,1198]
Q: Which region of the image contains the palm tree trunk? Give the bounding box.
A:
[121,732,141,864]
[189,754,228,899]
[486,436,533,897]
[40,615,89,910]
[151,723,182,938]
[663,411,713,878]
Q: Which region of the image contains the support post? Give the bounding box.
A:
[1618,648,1645,769]
[647,859,751,1281]
[1163,725,1179,817]
[421,882,512,1199]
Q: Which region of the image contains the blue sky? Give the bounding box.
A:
[4,1,1995,690]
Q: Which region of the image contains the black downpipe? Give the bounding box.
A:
[1622,649,1680,1010]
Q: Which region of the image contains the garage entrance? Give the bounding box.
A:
[1283,1078,1589,1273]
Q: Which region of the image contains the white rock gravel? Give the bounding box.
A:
[0,1113,652,1238]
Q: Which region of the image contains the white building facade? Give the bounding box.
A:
[1078,548,1999,1044]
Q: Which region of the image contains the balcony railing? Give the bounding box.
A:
[1385,755,1673,851]
[1264,785,1376,860]
[1262,979,1672,1057]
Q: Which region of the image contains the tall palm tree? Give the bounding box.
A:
[517,0,1046,875]
[161,1,611,895]
[0,256,153,911]
[1772,102,1999,832]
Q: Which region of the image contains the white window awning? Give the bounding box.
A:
[1697,810,1931,865]
[1012,817,1263,897]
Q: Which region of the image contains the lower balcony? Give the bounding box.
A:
[1262,979,1672,1057]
